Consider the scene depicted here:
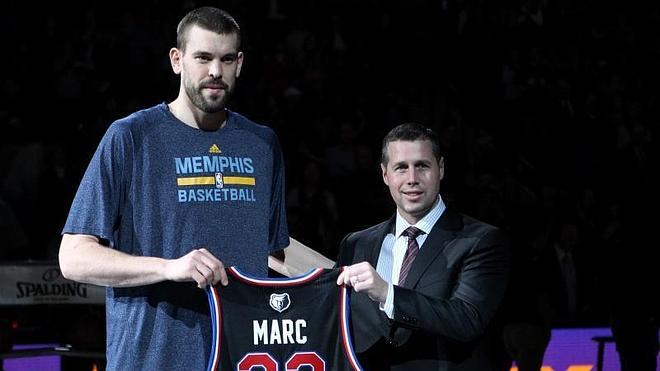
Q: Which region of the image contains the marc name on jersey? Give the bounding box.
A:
[253,319,307,345]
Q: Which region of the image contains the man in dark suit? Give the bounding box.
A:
[336,123,509,370]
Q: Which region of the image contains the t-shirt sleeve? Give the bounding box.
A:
[62,122,132,247]
[269,134,290,252]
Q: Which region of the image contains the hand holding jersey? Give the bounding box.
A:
[336,262,388,304]
[167,236,331,287]
[165,248,229,288]
[168,237,333,288]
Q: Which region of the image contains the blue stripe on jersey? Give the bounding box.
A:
[206,285,221,371]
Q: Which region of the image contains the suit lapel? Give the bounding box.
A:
[367,215,396,266]
[402,208,463,289]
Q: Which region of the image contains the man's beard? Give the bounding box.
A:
[184,77,232,113]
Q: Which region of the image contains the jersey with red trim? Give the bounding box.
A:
[206,267,363,371]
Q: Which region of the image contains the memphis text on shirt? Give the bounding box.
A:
[174,146,257,203]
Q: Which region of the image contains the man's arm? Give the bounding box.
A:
[59,234,228,288]
[391,229,509,342]
[268,237,334,277]
[339,228,509,343]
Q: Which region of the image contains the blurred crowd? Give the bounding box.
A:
[1,0,658,360]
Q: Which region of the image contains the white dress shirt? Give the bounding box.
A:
[376,195,446,318]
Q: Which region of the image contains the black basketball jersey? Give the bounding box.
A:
[206,267,363,371]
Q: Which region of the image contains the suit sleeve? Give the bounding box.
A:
[392,228,509,343]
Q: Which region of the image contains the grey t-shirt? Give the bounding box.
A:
[63,103,289,370]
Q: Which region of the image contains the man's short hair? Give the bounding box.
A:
[177,7,241,52]
[381,123,443,165]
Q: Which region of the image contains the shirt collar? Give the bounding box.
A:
[395,195,446,238]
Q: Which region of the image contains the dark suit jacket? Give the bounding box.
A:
[336,208,509,371]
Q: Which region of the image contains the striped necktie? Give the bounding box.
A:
[399,226,424,286]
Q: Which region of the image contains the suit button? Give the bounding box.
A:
[403,315,416,323]
[386,338,398,347]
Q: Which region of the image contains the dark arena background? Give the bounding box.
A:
[1,1,658,370]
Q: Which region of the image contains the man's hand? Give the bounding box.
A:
[165,248,228,288]
[336,261,388,303]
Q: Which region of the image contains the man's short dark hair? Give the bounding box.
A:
[177,7,241,52]
[381,123,443,165]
